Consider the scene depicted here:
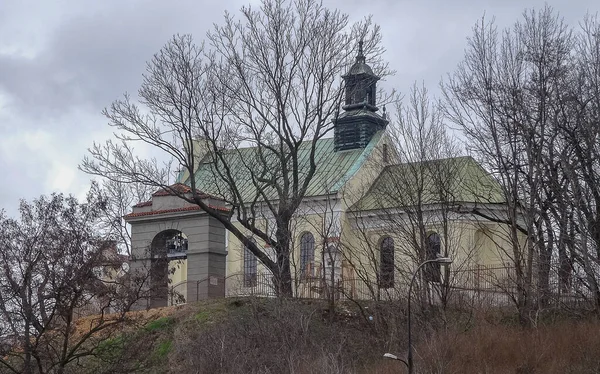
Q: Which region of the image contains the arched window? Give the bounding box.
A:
[379,237,395,288]
[300,232,315,278]
[243,238,257,287]
[425,233,441,282]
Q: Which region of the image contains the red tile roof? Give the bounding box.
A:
[124,204,229,219]
[152,183,218,199]
[129,183,225,214]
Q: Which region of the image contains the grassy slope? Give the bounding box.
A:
[72,299,600,374]
[77,299,393,374]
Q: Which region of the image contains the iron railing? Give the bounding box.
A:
[223,263,595,308]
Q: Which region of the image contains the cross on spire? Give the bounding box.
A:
[356,40,365,64]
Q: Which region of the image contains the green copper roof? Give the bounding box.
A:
[185,132,383,203]
[350,156,505,212]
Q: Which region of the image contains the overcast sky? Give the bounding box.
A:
[0,0,597,217]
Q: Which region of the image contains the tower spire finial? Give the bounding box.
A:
[356,39,365,64]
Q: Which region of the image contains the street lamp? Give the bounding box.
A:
[383,352,408,369]
[384,255,453,373]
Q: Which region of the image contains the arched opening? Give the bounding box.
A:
[151,230,189,258]
[150,230,188,307]
[379,237,394,288]
[425,232,441,282]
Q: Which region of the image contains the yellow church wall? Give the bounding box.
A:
[170,259,187,284]
[224,212,336,295]
[225,212,327,277]
[221,208,520,297]
[169,259,187,304]
[466,221,528,266]
[336,214,518,290]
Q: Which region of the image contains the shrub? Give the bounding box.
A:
[144,316,175,332]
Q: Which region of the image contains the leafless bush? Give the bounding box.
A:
[168,298,391,374]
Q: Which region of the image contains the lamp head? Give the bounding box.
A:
[383,353,399,360]
[435,256,453,264]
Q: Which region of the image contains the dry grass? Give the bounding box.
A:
[67,300,600,374]
[415,317,600,374]
[168,298,385,374]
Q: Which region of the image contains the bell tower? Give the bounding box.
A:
[334,41,388,151]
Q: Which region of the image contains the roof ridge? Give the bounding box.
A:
[217,136,334,152]
[390,155,471,168]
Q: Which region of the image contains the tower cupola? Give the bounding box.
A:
[334,41,388,151]
[342,41,379,111]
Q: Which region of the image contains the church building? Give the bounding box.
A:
[125,43,511,308]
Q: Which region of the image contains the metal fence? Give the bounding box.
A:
[223,263,594,308]
[73,263,594,319]
[225,273,374,301]
[79,263,596,317]
[449,262,594,308]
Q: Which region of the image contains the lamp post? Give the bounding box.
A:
[384,255,453,373]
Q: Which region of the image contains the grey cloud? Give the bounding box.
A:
[0,0,246,124]
[2,0,595,123]
[0,0,599,218]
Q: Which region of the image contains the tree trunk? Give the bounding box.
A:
[273,244,293,297]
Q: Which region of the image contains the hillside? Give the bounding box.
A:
[73,298,396,374]
[67,298,600,374]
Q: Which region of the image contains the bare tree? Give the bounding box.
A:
[0,193,148,374]
[90,174,171,257]
[442,6,578,324]
[344,84,473,309]
[553,14,600,312]
[81,0,392,297]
